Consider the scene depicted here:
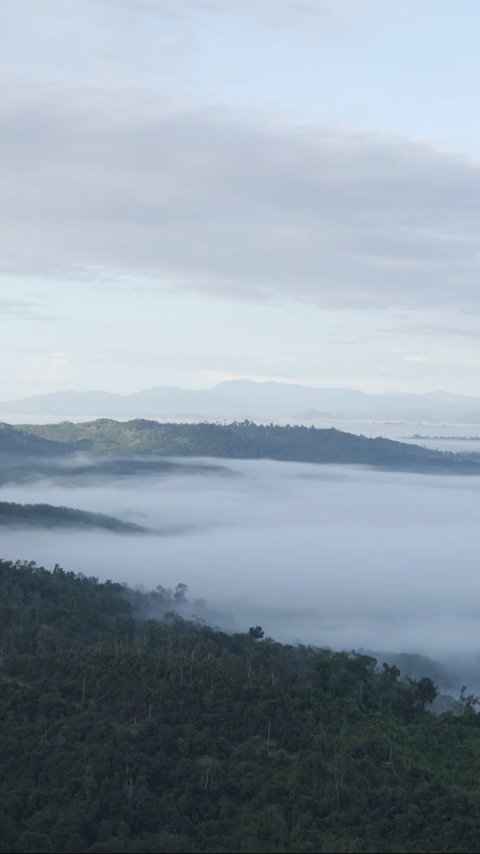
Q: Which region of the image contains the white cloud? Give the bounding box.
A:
[0,89,479,312]
[0,0,477,320]
[0,299,43,318]
[19,351,72,387]
[405,354,428,364]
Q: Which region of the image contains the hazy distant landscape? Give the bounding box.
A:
[4,378,480,427]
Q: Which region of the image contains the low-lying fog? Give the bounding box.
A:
[2,457,480,690]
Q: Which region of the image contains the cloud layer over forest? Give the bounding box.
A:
[2,458,480,674]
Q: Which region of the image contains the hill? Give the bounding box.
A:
[0,501,148,533]
[0,559,480,853]
[0,422,75,457]
[17,418,480,473]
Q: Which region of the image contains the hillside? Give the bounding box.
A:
[18,418,480,473]
[0,501,148,533]
[0,422,76,457]
[0,559,480,853]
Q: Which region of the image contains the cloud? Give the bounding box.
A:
[399,318,480,340]
[0,0,367,83]
[1,0,476,317]
[1,88,479,312]
[0,299,44,319]
[3,457,480,690]
[18,351,72,387]
[1,0,367,22]
[162,0,370,26]
[405,354,429,364]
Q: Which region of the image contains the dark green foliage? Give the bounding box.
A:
[0,501,148,533]
[248,626,265,639]
[0,422,79,456]
[0,560,479,852]
[17,419,480,473]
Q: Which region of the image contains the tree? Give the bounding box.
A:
[248,625,264,639]
[413,677,438,711]
[459,686,480,716]
[174,583,188,603]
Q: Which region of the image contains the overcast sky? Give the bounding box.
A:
[2,0,480,398]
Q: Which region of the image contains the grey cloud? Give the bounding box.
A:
[1,89,479,311]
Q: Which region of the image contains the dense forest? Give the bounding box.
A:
[1,560,480,853]
[0,423,71,457]
[11,418,480,473]
[0,502,148,533]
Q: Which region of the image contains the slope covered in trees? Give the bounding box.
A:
[0,502,148,533]
[16,419,480,472]
[1,559,480,853]
[0,422,77,457]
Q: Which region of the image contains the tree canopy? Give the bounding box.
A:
[0,559,478,852]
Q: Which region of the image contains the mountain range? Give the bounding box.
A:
[2,379,480,423]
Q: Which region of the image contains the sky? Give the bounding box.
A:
[2,0,480,398]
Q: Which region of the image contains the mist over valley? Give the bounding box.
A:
[3,436,480,693]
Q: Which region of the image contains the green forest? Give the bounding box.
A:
[0,502,148,533]
[9,418,480,473]
[1,560,480,853]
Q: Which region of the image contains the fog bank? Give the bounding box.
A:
[1,458,479,687]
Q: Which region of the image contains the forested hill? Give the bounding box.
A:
[0,501,148,533]
[15,418,480,472]
[0,422,78,457]
[1,559,480,853]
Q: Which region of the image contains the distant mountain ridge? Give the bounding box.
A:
[2,379,480,423]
